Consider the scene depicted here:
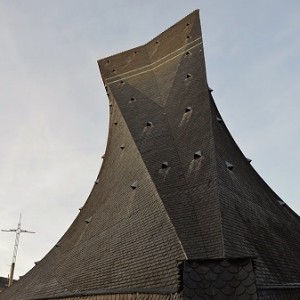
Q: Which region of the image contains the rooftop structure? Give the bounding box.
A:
[1,9,300,300]
[0,277,8,293]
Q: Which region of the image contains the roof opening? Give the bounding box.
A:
[120,144,125,150]
[85,217,92,224]
[146,121,153,127]
[216,117,223,123]
[185,107,192,113]
[186,73,192,79]
[131,181,138,190]
[225,161,234,170]
[194,151,202,159]
[130,97,136,102]
[95,178,100,184]
[161,161,169,169]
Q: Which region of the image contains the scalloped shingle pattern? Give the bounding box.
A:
[183,259,257,300]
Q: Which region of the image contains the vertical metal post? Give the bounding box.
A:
[2,214,35,286]
[8,263,15,287]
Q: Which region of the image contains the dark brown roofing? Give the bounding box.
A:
[0,277,8,292]
[1,9,300,300]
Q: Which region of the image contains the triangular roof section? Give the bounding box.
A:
[1,9,300,300]
[100,10,224,260]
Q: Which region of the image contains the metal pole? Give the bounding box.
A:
[8,263,15,287]
[2,214,35,287]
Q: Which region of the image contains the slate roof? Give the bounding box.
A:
[0,277,8,292]
[1,9,300,300]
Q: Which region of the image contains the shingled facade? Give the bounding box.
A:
[1,10,300,300]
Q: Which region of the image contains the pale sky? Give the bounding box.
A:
[0,0,299,279]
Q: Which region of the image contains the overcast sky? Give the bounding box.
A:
[0,0,299,279]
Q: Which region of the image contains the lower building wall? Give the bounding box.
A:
[183,258,257,299]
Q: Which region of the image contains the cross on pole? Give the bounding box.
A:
[1,214,35,286]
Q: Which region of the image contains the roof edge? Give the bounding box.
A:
[31,288,180,300]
